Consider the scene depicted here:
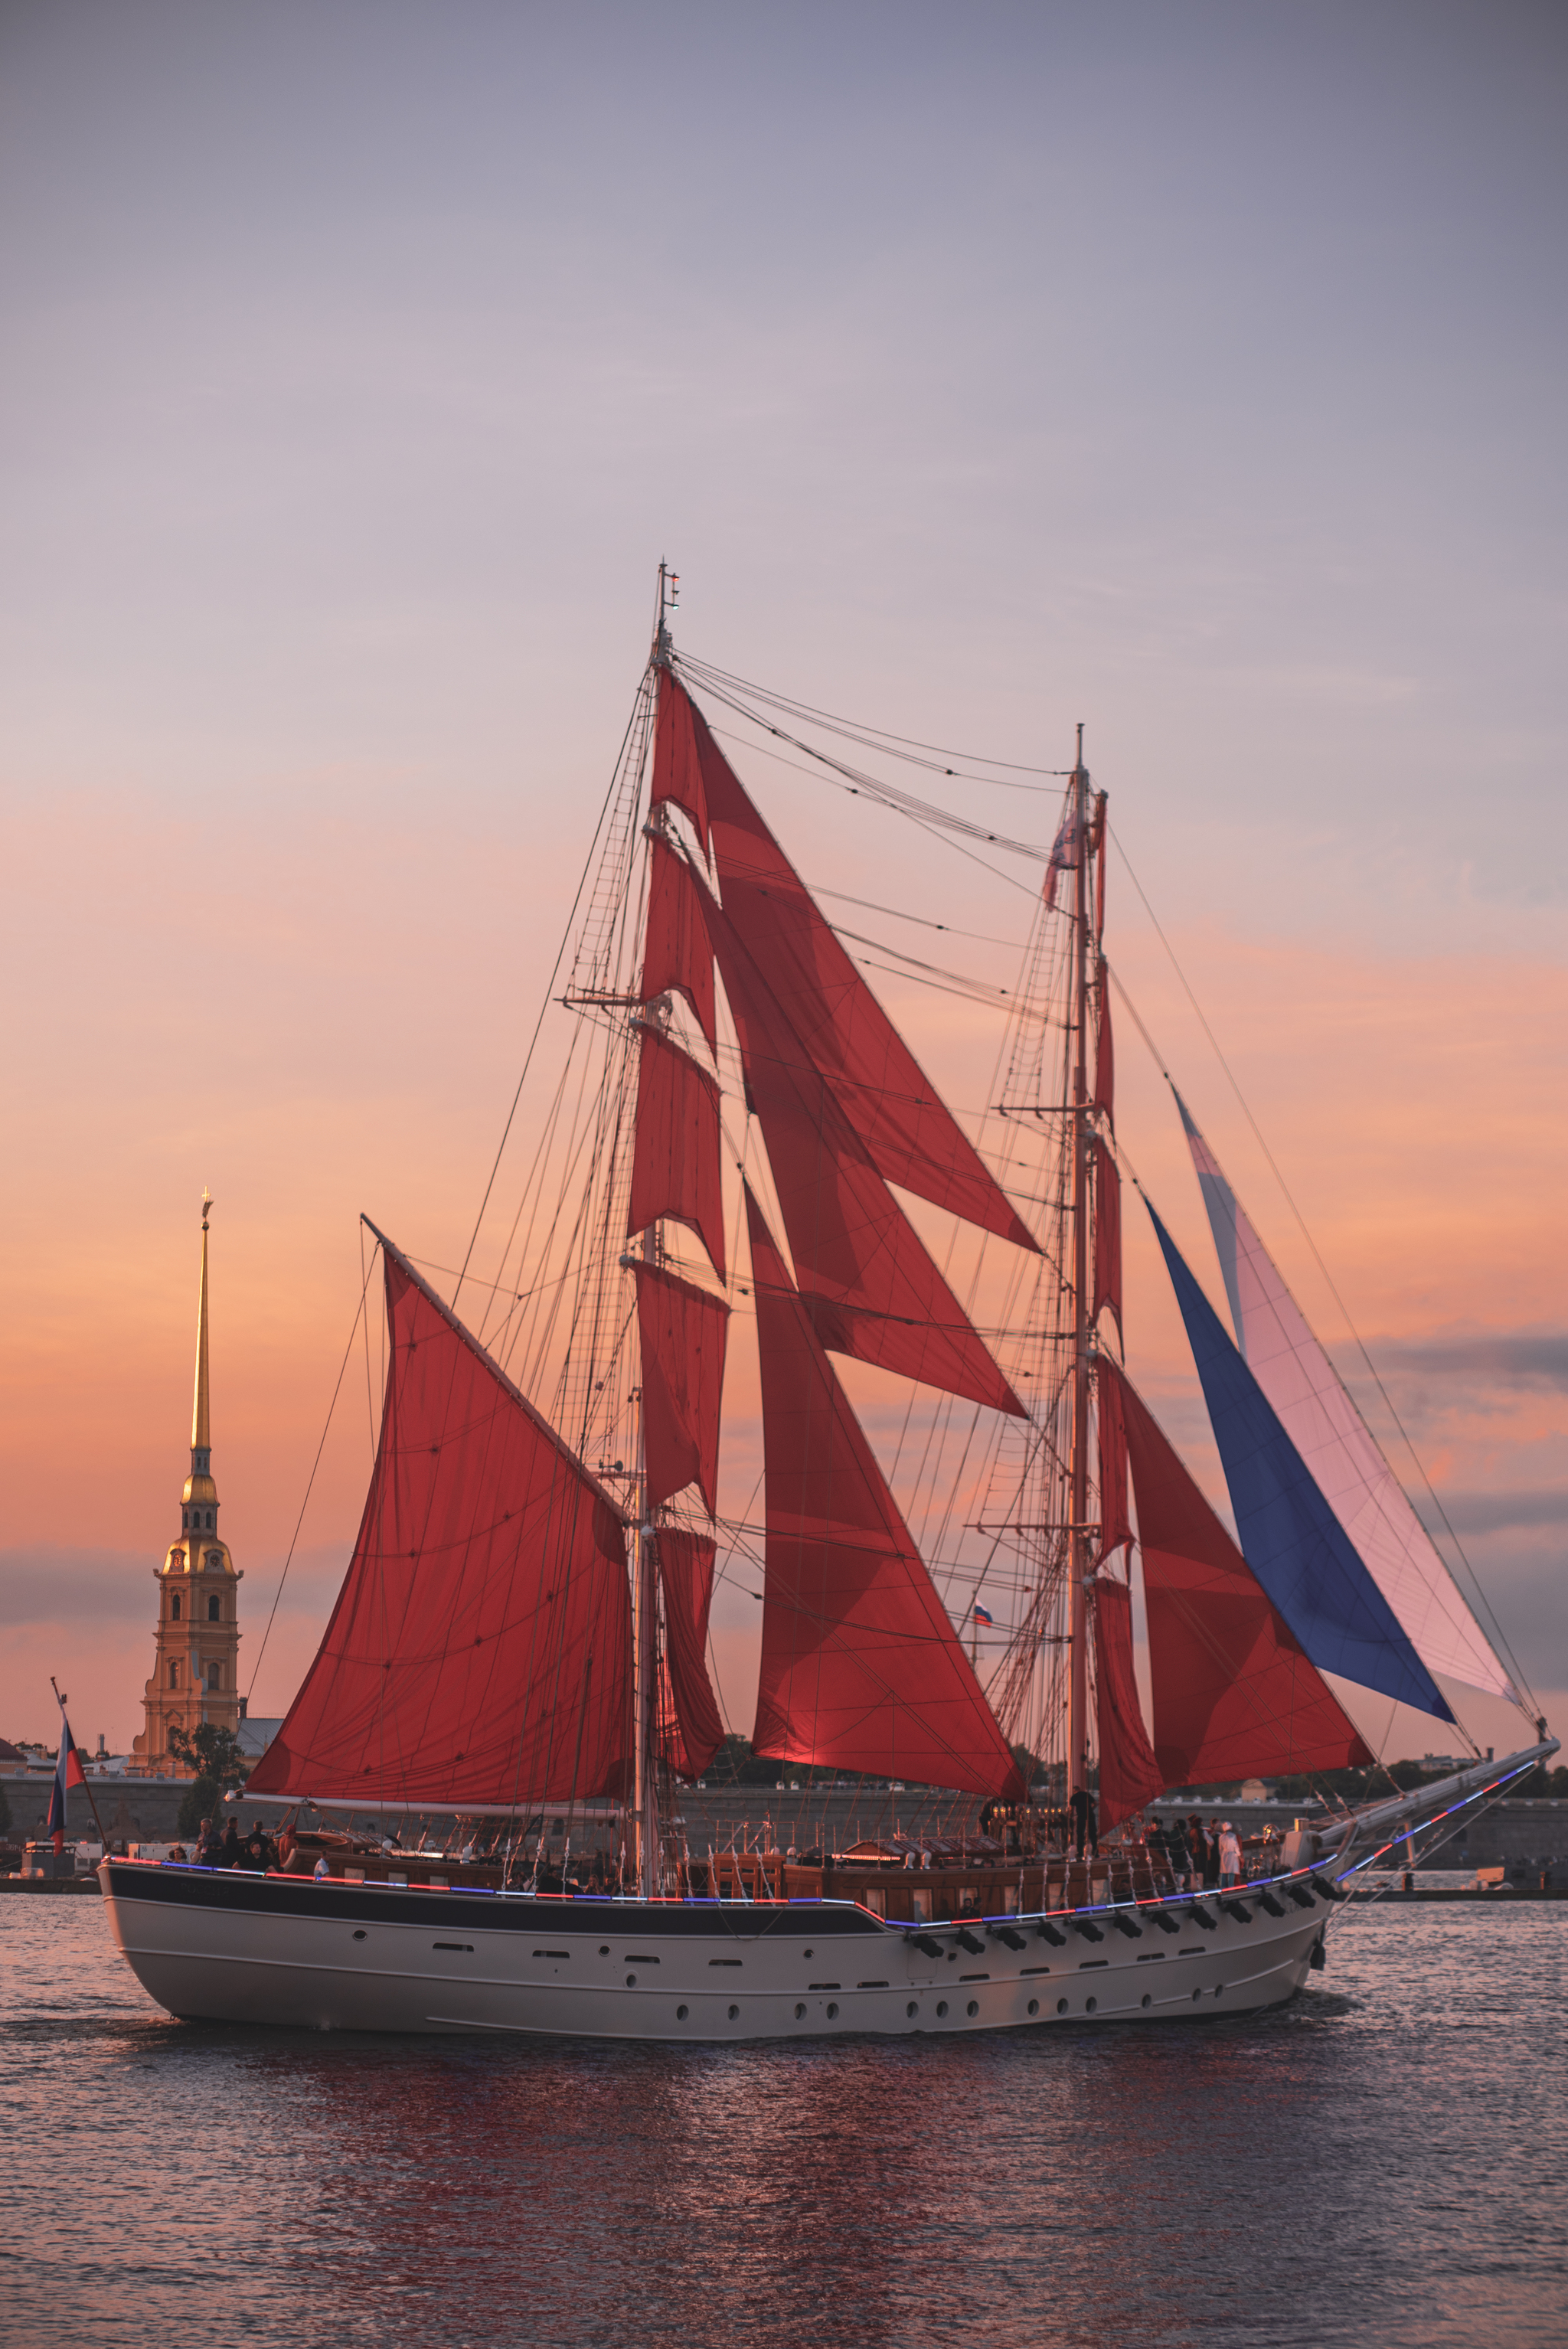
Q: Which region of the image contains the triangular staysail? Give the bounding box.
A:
[658,669,1038,1253]
[745,1186,1024,1799]
[1104,1359,1374,1785]
[1176,1094,1512,1701]
[1147,1201,1455,1722]
[707,888,1024,1417]
[248,1241,632,1806]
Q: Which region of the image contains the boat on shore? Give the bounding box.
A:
[103,577,1557,2037]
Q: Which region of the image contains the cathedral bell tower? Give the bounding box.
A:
[134,1194,243,1773]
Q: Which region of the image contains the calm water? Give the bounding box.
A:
[1,1894,1561,2348]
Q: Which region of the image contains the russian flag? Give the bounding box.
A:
[46,1715,87,1853]
[972,1602,995,1627]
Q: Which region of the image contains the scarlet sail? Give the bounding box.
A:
[1105,1360,1371,1786]
[745,1187,1024,1799]
[626,1022,727,1281]
[663,671,1037,1253]
[642,833,717,1053]
[655,1527,726,1782]
[707,889,1023,1416]
[633,1260,728,1516]
[247,1243,632,1806]
[1091,1576,1164,1828]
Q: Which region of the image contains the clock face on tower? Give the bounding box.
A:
[205,1550,224,1571]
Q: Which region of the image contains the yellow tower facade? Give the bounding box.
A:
[133,1194,243,1774]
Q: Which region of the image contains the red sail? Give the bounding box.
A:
[1106,1361,1373,1785]
[1092,1576,1165,1828]
[745,1187,1024,1798]
[626,1023,726,1281]
[664,671,1036,1253]
[656,1527,725,1782]
[708,892,1022,1416]
[1093,1134,1122,1342]
[651,669,711,858]
[642,833,717,1054]
[633,1261,727,1516]
[1095,1359,1132,1565]
[1093,956,1114,1128]
[247,1245,632,1807]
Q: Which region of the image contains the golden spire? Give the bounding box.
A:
[192,1188,212,1450]
[184,1191,217,1506]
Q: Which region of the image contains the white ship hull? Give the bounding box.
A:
[101,1859,1334,2040]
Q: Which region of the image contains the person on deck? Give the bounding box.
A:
[1203,1821,1222,1889]
[219,1820,241,1868]
[1068,1788,1098,1861]
[1218,1823,1243,1887]
[1186,1815,1208,1889]
[194,1818,221,1867]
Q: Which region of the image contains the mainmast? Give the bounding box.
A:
[630,561,681,1897]
[1067,724,1091,1799]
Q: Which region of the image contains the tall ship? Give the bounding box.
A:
[103,578,1555,2037]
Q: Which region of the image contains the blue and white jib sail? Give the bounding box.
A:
[1172,1096,1514,1705]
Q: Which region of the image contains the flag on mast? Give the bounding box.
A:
[47,1711,87,1854]
[972,1603,995,1627]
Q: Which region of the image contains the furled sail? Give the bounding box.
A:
[662,669,1037,1253]
[641,832,718,1053]
[1105,1358,1374,1784]
[633,1260,727,1516]
[707,890,1024,1417]
[626,1021,726,1281]
[1091,1574,1164,1827]
[1093,956,1114,1128]
[745,1187,1024,1799]
[1176,1094,1512,1701]
[1092,1133,1122,1342]
[247,1241,632,1806]
[1094,1358,1133,1565]
[1148,1200,1455,1722]
[655,1527,726,1782]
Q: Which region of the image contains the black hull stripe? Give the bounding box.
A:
[100,1864,884,1941]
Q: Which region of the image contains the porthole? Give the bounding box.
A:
[1141,1993,1152,2009]
[1191,1987,1202,2003]
[906,2001,918,2018]
[626,1974,636,1987]
[1086,1996,1098,2014]
[351,1929,366,1942]
[1214,1985,1224,1998]
[802,1948,813,1959]
[599,1945,610,1955]
[965,2000,978,2017]
[936,2000,949,2018]
[676,2005,689,2021]
[794,2002,807,2020]
[1027,1998,1039,2017]
[728,2003,740,2020]
[825,2002,838,2020]
[1056,1998,1069,2015]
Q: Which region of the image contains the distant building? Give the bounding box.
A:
[132,1195,244,1773]
[237,1712,285,1763]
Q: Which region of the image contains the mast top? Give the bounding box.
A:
[654,560,679,666]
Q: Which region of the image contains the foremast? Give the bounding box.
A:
[1067,725,1093,1801]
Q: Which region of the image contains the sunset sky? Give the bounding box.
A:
[2,3,1563,1766]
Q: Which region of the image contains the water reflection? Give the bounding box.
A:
[0,1899,1560,2347]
